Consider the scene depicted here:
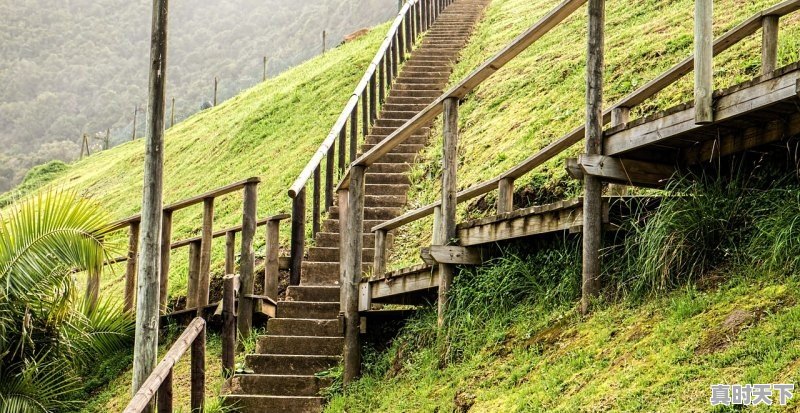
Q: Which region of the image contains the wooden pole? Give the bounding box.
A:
[361,91,369,138]
[342,165,365,385]
[159,210,172,313]
[325,146,335,211]
[104,128,110,150]
[237,183,258,339]
[350,105,359,162]
[198,198,214,308]
[432,206,443,245]
[222,274,236,377]
[373,229,387,279]
[186,240,201,309]
[265,220,280,299]
[290,188,306,286]
[124,221,140,313]
[313,166,321,237]
[581,0,604,315]
[170,97,175,128]
[438,97,458,326]
[338,127,347,176]
[132,0,168,402]
[263,56,268,81]
[609,107,630,195]
[225,231,236,276]
[213,76,218,106]
[369,74,378,122]
[156,370,172,413]
[323,30,327,54]
[497,178,514,214]
[132,106,138,141]
[337,188,349,312]
[190,324,205,412]
[694,0,713,124]
[761,15,779,74]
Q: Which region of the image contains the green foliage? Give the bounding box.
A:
[0,161,68,208]
[0,191,134,413]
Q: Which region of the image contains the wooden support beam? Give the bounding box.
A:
[439,97,459,326]
[578,154,675,187]
[343,165,365,385]
[221,275,236,377]
[761,15,779,74]
[497,178,514,214]
[358,283,372,312]
[290,188,305,286]
[421,245,483,265]
[124,221,140,313]
[313,166,321,237]
[694,0,714,124]
[373,229,388,280]
[186,241,201,309]
[611,106,630,126]
[190,324,205,412]
[237,183,258,339]
[198,198,214,308]
[265,220,280,300]
[159,210,173,313]
[565,157,583,180]
[582,0,604,315]
[224,231,235,277]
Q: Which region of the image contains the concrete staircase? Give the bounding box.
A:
[225,1,489,411]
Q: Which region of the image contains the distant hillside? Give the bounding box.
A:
[0,0,395,192]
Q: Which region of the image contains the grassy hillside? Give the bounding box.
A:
[390,0,800,267]
[2,22,390,303]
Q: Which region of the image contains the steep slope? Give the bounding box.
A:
[3,22,394,303]
[390,0,800,266]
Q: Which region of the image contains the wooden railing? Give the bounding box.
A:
[286,0,454,286]
[334,0,800,380]
[123,317,207,413]
[95,177,289,337]
[362,0,800,278]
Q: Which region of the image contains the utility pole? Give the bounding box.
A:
[132,106,138,141]
[132,0,169,406]
[213,77,218,106]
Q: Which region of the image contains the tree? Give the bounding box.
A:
[0,191,134,412]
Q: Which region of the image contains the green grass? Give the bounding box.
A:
[391,0,800,267]
[3,22,391,303]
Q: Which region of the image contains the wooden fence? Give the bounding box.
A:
[334,0,800,377]
[286,0,454,285]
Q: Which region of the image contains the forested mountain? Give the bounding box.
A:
[0,0,395,192]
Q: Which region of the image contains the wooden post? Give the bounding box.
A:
[187,240,201,309]
[342,165,365,385]
[438,97,458,326]
[132,106,138,141]
[159,210,173,313]
[313,166,321,237]
[170,97,175,128]
[761,15,779,74]
[361,90,369,138]
[432,205,443,245]
[497,178,514,214]
[325,146,334,211]
[222,274,236,377]
[213,76,218,106]
[132,0,168,401]
[156,370,172,413]
[369,74,378,123]
[609,107,631,196]
[290,188,306,286]
[124,221,140,313]
[104,128,110,150]
[323,30,327,54]
[350,105,359,162]
[190,324,205,412]
[338,127,347,176]
[582,0,604,315]
[198,198,214,308]
[399,20,407,62]
[379,57,386,104]
[238,183,258,338]
[338,188,349,312]
[373,229,387,279]
[265,220,280,299]
[263,56,268,81]
[225,231,235,276]
[694,0,713,124]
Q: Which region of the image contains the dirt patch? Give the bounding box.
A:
[454,389,476,413]
[695,308,764,355]
[523,320,576,352]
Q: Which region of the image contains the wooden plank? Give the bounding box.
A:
[458,202,586,246]
[694,0,714,124]
[164,177,259,212]
[159,210,173,313]
[265,220,280,300]
[221,275,235,377]
[578,154,675,187]
[359,283,371,312]
[497,178,514,214]
[762,15,779,74]
[369,266,438,300]
[426,245,483,265]
[237,182,258,338]
[190,323,205,412]
[373,229,388,279]
[169,214,289,249]
[438,97,458,325]
[186,241,201,308]
[198,198,214,308]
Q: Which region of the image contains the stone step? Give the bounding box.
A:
[308,246,375,262]
[228,374,333,397]
[410,57,458,64]
[412,49,461,58]
[368,163,412,174]
[256,335,344,356]
[315,232,386,248]
[365,143,424,155]
[329,204,402,219]
[364,192,408,205]
[370,126,430,137]
[392,82,444,92]
[224,395,324,413]
[276,301,339,319]
[366,172,412,185]
[267,318,341,337]
[322,218,384,233]
[366,134,428,145]
[385,95,437,106]
[246,354,340,375]
[301,261,372,285]
[373,152,422,164]
[381,110,424,120]
[285,285,341,303]
[401,63,453,71]
[395,76,448,86]
[382,103,430,112]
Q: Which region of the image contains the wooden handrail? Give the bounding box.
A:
[371,0,800,233]
[338,0,588,190]
[124,317,206,413]
[170,213,290,248]
[288,0,421,198]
